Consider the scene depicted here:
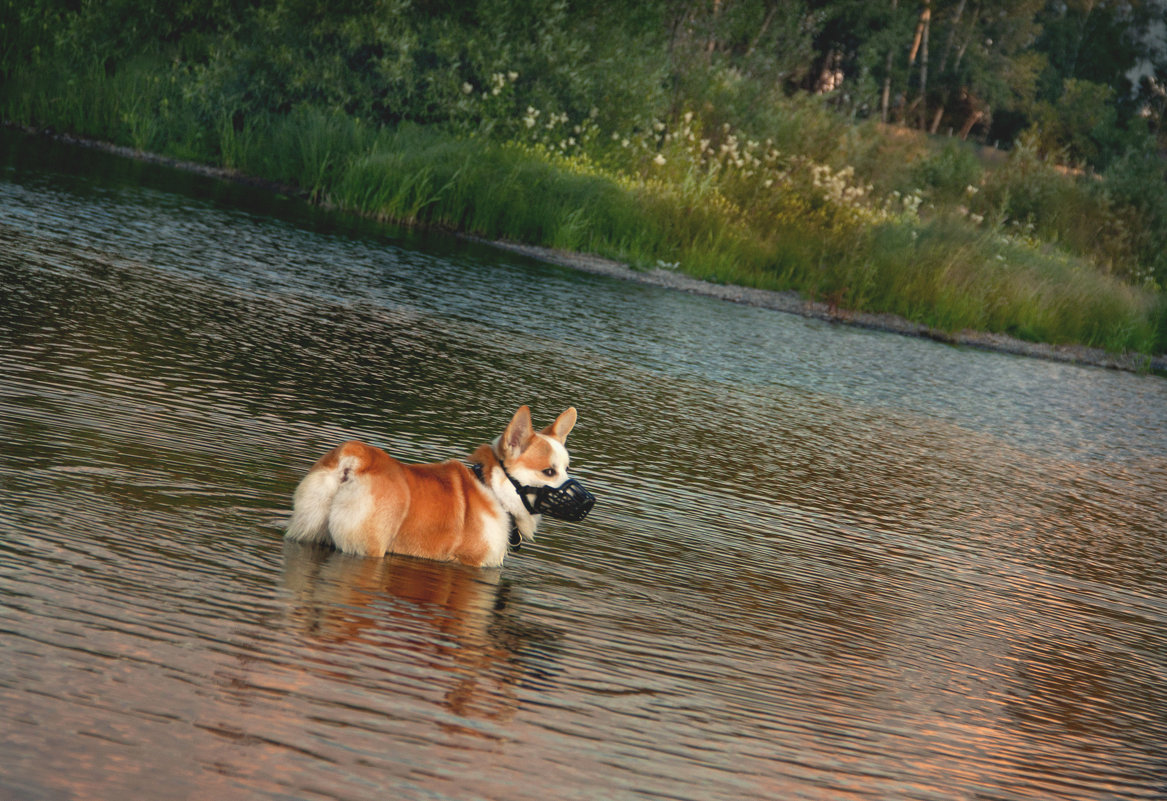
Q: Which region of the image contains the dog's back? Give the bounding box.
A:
[286,440,509,566]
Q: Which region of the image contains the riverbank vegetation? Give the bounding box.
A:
[3,0,1166,353]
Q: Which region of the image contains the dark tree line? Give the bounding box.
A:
[664,0,1165,166]
[2,0,1165,168]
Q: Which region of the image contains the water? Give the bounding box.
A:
[2,129,1166,801]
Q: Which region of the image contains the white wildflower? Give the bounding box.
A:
[653,153,667,166]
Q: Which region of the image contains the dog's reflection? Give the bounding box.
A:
[281,541,559,724]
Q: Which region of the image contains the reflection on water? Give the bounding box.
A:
[281,543,563,727]
[3,129,1167,800]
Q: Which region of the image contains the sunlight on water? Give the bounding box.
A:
[3,130,1167,801]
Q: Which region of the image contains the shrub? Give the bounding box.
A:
[1102,147,1167,288]
[912,140,983,202]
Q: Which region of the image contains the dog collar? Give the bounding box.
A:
[476,454,541,518]
[470,462,523,551]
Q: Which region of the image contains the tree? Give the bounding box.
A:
[1028,0,1162,165]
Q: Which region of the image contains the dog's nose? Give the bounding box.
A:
[556,479,595,522]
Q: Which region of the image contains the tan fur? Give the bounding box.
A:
[286,406,581,568]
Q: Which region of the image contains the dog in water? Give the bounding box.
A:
[285,406,595,567]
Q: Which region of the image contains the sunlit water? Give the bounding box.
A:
[2,130,1166,801]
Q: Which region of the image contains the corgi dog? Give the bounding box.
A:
[285,406,594,567]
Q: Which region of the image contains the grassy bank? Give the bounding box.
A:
[2,3,1165,354]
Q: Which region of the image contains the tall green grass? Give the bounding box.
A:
[2,55,1163,355]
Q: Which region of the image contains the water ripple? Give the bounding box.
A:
[3,131,1167,801]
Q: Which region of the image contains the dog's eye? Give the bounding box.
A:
[542,468,557,477]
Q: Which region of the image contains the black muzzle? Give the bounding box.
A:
[510,476,596,522]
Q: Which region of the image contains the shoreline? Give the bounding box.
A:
[482,239,1167,375]
[13,124,1166,375]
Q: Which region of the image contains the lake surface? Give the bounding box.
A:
[2,129,1166,801]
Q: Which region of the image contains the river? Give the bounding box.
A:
[2,129,1166,801]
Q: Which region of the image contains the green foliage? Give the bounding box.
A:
[1028,78,1139,167]
[1035,0,1141,102]
[223,107,377,198]
[912,140,983,202]
[1,0,1164,354]
[972,133,1166,289]
[0,0,63,77]
[1103,147,1167,289]
[666,0,819,120]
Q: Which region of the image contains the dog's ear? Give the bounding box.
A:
[541,407,577,444]
[501,405,535,459]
